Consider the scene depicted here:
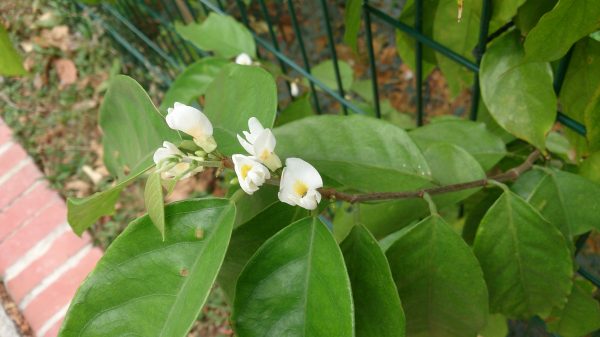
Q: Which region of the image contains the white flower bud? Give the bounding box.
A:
[236,117,282,171]
[290,82,300,97]
[278,158,323,210]
[235,53,253,66]
[153,141,197,180]
[166,102,217,153]
[232,154,270,195]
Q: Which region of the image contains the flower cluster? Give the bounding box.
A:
[153,102,323,210]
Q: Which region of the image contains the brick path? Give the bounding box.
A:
[0,118,103,337]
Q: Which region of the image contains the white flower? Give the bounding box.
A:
[232,154,270,195]
[235,53,253,66]
[153,141,197,179]
[290,82,300,97]
[278,158,323,210]
[166,102,217,153]
[237,117,282,171]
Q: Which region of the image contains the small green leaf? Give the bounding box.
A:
[59,199,236,337]
[409,119,506,171]
[144,172,165,239]
[274,94,315,127]
[308,59,354,92]
[523,0,600,62]
[100,75,180,179]
[514,0,557,35]
[343,0,362,51]
[546,280,600,337]
[0,26,26,76]
[275,115,432,193]
[232,217,354,337]
[480,31,556,149]
[386,215,489,337]
[341,225,405,337]
[473,190,572,318]
[204,64,277,155]
[175,13,255,58]
[159,57,229,112]
[67,166,149,236]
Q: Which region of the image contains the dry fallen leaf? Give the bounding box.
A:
[65,179,92,197]
[82,165,105,185]
[54,58,77,88]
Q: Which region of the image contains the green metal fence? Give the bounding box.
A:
[77,0,596,291]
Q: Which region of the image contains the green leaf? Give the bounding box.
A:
[473,190,572,317]
[218,190,300,300]
[386,215,489,337]
[545,131,575,161]
[520,168,600,238]
[409,119,506,171]
[144,172,165,239]
[424,143,486,205]
[462,189,502,245]
[523,0,600,62]
[432,0,479,96]
[232,217,354,337]
[274,115,432,192]
[584,87,600,152]
[308,59,354,92]
[67,166,149,236]
[204,64,277,155]
[396,0,439,77]
[515,0,558,35]
[100,75,180,179]
[0,26,26,76]
[490,0,527,31]
[274,94,315,127]
[159,57,229,112]
[546,280,600,337]
[479,314,508,337]
[579,151,600,184]
[343,0,362,51]
[59,199,236,337]
[480,31,556,149]
[341,225,405,337]
[175,13,255,58]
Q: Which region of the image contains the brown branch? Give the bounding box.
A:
[221,150,541,204]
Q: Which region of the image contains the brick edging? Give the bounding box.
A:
[0,118,103,337]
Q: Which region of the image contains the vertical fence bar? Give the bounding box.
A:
[233,0,263,59]
[183,0,198,21]
[319,0,348,115]
[157,0,196,63]
[553,47,574,94]
[415,0,424,126]
[257,0,292,96]
[363,2,381,118]
[216,0,226,11]
[469,0,491,121]
[287,0,322,114]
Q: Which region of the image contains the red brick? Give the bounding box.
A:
[0,124,12,143]
[0,182,59,243]
[6,231,91,303]
[43,318,64,337]
[0,200,67,272]
[23,248,102,331]
[0,163,43,210]
[0,144,28,175]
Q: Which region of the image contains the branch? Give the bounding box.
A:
[221,150,541,204]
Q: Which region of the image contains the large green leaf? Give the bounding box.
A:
[386,215,488,337]
[514,0,558,35]
[67,157,150,235]
[480,31,556,149]
[0,26,26,76]
[159,57,229,112]
[308,59,354,92]
[59,199,235,337]
[479,314,508,337]
[409,119,506,171]
[585,87,600,152]
[580,151,600,184]
[473,190,572,318]
[100,75,180,179]
[343,0,362,51]
[523,0,600,62]
[232,217,354,337]
[518,168,600,238]
[274,94,315,127]
[144,172,165,239]
[341,225,405,337]
[218,189,301,300]
[546,280,600,337]
[204,64,277,155]
[490,0,527,30]
[274,115,432,192]
[175,13,255,58]
[396,0,439,77]
[432,0,479,96]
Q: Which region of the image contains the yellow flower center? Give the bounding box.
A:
[241,164,252,179]
[259,149,270,161]
[293,180,308,197]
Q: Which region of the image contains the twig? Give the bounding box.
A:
[221,150,541,204]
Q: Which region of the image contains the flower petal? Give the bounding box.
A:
[237,134,255,155]
[284,158,323,189]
